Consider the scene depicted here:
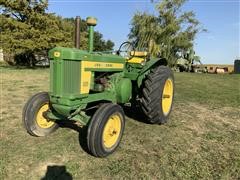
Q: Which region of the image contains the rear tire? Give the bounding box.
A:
[87,103,125,157]
[22,92,59,137]
[140,66,174,124]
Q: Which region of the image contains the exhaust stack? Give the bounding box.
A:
[75,16,81,49]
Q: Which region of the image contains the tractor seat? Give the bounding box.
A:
[127,51,148,64]
[130,51,148,57]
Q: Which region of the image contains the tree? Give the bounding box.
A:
[129,0,206,66]
[63,18,114,52]
[0,0,114,66]
[0,0,74,66]
[93,31,114,51]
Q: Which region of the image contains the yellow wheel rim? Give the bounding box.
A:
[36,104,55,129]
[162,78,174,115]
[102,114,122,148]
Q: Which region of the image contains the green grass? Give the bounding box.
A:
[174,73,240,108]
[0,68,240,179]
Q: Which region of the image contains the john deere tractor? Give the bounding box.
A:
[23,17,174,157]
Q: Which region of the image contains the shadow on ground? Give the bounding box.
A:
[123,105,149,124]
[57,120,91,155]
[41,165,72,180]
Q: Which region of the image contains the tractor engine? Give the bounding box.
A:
[91,72,111,92]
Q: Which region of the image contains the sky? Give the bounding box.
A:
[48,0,239,65]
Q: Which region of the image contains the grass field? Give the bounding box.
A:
[1,67,240,179]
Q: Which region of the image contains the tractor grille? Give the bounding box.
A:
[50,60,80,96]
[63,60,80,93]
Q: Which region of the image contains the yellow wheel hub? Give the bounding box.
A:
[36,104,55,129]
[162,78,174,115]
[103,114,121,148]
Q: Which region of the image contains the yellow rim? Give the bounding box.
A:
[102,114,122,148]
[162,78,174,115]
[36,104,55,129]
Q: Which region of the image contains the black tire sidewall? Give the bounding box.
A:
[23,92,58,137]
[141,66,174,124]
[87,103,125,157]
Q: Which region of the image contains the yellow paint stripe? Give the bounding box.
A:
[80,61,124,94]
[83,61,124,69]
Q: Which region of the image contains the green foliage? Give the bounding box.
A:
[0,0,71,65]
[93,31,114,51]
[129,0,206,66]
[0,0,114,66]
[63,18,114,52]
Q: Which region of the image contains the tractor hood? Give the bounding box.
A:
[49,47,125,63]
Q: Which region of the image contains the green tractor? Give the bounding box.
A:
[23,17,174,157]
[175,48,206,73]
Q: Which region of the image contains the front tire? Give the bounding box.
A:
[140,66,174,124]
[22,92,59,137]
[87,103,125,157]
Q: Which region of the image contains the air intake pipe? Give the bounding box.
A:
[86,17,97,52]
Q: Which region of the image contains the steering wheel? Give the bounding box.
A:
[117,41,135,59]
